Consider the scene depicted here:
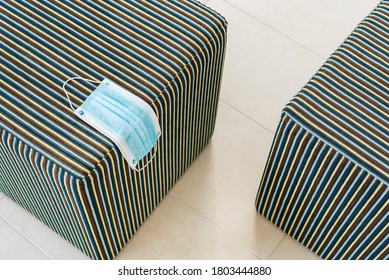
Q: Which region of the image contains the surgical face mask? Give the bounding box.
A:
[63,77,161,171]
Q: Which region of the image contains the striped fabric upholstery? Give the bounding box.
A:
[256,1,388,259]
[1,0,227,259]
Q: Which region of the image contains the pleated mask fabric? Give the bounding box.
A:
[64,77,161,170]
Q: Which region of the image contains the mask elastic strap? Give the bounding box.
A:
[134,143,158,172]
[63,77,101,111]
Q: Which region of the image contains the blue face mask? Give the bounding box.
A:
[63,77,161,171]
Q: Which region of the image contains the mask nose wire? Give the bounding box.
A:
[63,77,101,111]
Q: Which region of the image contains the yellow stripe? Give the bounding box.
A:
[306,165,358,247]
[181,59,200,173]
[120,155,136,237]
[155,87,172,197]
[343,39,389,70]
[134,0,221,170]
[1,5,151,103]
[357,31,388,54]
[0,42,81,106]
[305,87,388,145]
[107,152,130,242]
[270,132,309,222]
[356,213,388,259]
[34,1,170,88]
[42,161,76,245]
[367,225,389,259]
[363,18,389,42]
[10,2,158,102]
[133,170,144,225]
[0,21,91,104]
[51,164,87,254]
[332,51,388,89]
[285,140,328,232]
[1,135,35,216]
[97,161,123,250]
[38,157,70,242]
[99,1,194,59]
[3,98,102,163]
[63,172,95,258]
[26,149,56,230]
[318,176,370,254]
[166,82,177,183]
[29,151,64,237]
[55,1,173,84]
[324,58,388,105]
[3,115,90,174]
[75,178,104,259]
[26,148,61,237]
[203,46,220,148]
[296,157,347,241]
[263,123,298,214]
[338,186,387,258]
[151,1,209,43]
[81,0,183,72]
[294,97,388,163]
[309,69,385,117]
[141,167,150,217]
[5,136,53,231]
[0,65,109,152]
[186,0,227,34]
[0,42,85,105]
[87,173,115,256]
[374,10,389,20]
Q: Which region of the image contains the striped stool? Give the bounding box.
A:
[1,1,227,259]
[256,1,388,259]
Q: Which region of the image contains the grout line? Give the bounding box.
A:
[0,216,53,260]
[220,99,276,135]
[266,234,286,260]
[185,203,266,260]
[223,0,327,60]
[171,194,267,260]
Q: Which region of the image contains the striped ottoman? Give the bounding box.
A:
[0,1,227,259]
[256,1,388,259]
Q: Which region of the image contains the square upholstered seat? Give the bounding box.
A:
[1,0,227,259]
[256,1,388,259]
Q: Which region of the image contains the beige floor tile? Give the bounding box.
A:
[0,217,49,260]
[224,0,379,58]
[169,101,285,258]
[0,196,89,260]
[116,194,260,260]
[207,0,324,133]
[269,235,321,260]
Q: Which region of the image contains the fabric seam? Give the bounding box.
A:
[283,111,389,187]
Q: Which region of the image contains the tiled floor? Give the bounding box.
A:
[0,0,379,260]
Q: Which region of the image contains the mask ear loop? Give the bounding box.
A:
[64,76,159,172]
[134,142,159,172]
[63,77,101,111]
